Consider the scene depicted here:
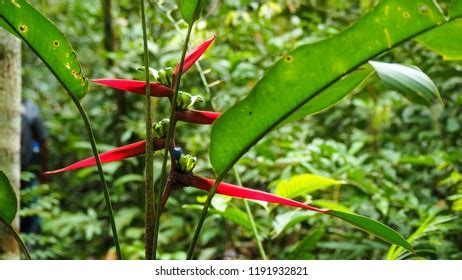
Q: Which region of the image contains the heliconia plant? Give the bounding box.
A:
[1,0,461,260]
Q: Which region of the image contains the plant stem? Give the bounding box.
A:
[1,217,31,260]
[140,0,156,260]
[232,167,267,260]
[73,100,122,259]
[153,13,196,259]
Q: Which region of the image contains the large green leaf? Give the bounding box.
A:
[211,206,253,232]
[329,210,413,252]
[0,170,18,224]
[369,61,442,106]
[0,0,88,100]
[275,174,345,199]
[210,0,450,176]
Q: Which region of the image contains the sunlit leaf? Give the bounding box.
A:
[312,200,352,213]
[275,174,345,199]
[329,210,413,252]
[369,61,442,106]
[0,170,18,224]
[0,0,89,100]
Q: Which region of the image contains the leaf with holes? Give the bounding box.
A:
[0,0,88,100]
[329,210,413,252]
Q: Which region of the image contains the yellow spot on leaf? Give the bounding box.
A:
[11,0,21,8]
[403,11,410,19]
[285,55,293,63]
[19,24,27,33]
[53,40,60,48]
[383,28,392,48]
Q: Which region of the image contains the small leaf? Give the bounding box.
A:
[0,170,18,224]
[329,210,413,252]
[369,61,442,106]
[275,174,344,199]
[180,0,208,24]
[0,0,88,100]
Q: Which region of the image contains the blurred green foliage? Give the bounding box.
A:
[19,0,461,259]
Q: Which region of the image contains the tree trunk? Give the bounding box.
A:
[0,28,21,259]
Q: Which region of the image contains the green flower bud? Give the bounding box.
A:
[176,91,204,110]
[157,67,173,87]
[153,119,170,138]
[178,154,197,173]
[137,66,159,81]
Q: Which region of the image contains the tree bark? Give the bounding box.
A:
[0,28,21,259]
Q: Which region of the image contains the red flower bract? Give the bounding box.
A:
[45,138,166,174]
[181,174,328,213]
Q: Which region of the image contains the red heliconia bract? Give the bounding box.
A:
[185,175,328,213]
[175,110,221,125]
[93,35,216,96]
[45,138,166,174]
[92,79,173,97]
[174,35,217,76]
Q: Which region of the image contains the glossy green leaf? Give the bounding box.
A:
[451,0,462,18]
[275,174,345,199]
[312,200,352,213]
[369,61,442,106]
[180,0,207,24]
[0,170,18,224]
[329,210,413,252]
[210,0,448,176]
[0,0,89,100]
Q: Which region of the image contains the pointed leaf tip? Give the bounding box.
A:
[369,61,442,106]
[329,210,413,252]
[92,79,173,97]
[175,35,216,76]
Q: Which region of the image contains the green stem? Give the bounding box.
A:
[1,218,31,260]
[73,100,122,260]
[140,0,156,260]
[233,167,267,260]
[187,173,224,259]
[153,17,196,260]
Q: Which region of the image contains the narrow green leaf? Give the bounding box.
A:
[369,61,442,106]
[210,0,447,176]
[312,200,353,213]
[275,174,344,199]
[272,210,315,238]
[0,0,89,100]
[0,170,18,225]
[180,0,207,24]
[329,210,413,252]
